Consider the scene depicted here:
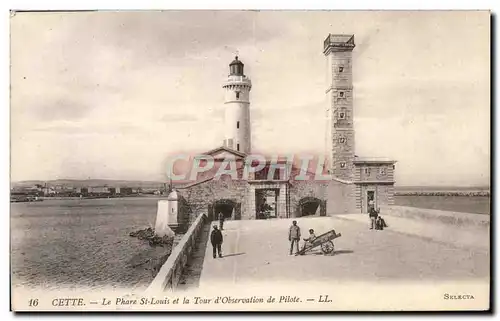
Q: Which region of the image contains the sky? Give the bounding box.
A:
[10,11,490,186]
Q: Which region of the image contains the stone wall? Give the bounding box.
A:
[146,213,207,293]
[356,184,395,213]
[331,128,355,180]
[327,49,355,181]
[291,180,357,215]
[325,181,357,214]
[380,185,395,206]
[178,177,247,222]
[178,196,192,227]
[289,181,328,217]
[179,175,360,219]
[356,164,394,182]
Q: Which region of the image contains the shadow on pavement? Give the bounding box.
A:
[308,250,354,256]
[221,252,246,258]
[333,250,354,255]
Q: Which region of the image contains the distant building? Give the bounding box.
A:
[88,186,110,194]
[120,187,133,195]
[142,188,158,194]
[13,185,42,196]
[43,187,56,196]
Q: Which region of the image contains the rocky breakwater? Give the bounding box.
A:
[127,227,177,277]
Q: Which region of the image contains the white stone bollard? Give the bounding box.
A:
[154,190,181,236]
[154,200,175,237]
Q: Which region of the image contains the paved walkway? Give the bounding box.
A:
[198,216,489,289]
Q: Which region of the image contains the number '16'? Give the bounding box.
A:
[28,299,38,307]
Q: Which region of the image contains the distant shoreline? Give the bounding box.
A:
[10,195,164,203]
[39,195,163,200]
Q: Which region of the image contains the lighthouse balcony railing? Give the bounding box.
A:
[223,78,252,87]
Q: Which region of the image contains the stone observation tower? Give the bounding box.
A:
[324,34,356,181]
[222,56,252,153]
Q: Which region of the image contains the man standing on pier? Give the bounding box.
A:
[369,207,379,230]
[288,220,301,255]
[210,225,223,259]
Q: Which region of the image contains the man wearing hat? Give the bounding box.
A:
[210,225,223,259]
[300,228,317,253]
[288,220,301,255]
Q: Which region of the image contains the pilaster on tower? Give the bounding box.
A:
[324,34,356,181]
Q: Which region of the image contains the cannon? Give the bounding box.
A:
[295,229,342,256]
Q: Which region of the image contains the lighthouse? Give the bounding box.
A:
[222,56,252,154]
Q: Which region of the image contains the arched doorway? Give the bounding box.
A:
[298,197,326,217]
[208,199,241,221]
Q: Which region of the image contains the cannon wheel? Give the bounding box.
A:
[321,241,335,254]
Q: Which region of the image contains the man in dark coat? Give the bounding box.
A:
[369,207,379,230]
[210,225,223,258]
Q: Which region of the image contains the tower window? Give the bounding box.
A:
[365,168,371,175]
[236,92,240,99]
[339,137,346,144]
[237,121,240,129]
[339,66,344,72]
[237,144,240,151]
[338,111,346,120]
[340,162,346,169]
[339,91,345,98]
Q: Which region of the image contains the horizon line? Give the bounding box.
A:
[10,178,491,188]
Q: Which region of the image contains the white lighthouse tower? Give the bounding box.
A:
[222,56,252,154]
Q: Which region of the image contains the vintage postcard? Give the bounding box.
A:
[10,10,491,312]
